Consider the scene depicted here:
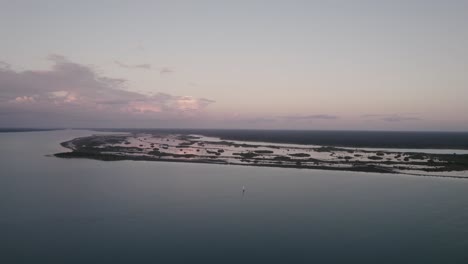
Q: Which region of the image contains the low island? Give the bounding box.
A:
[55,133,468,178]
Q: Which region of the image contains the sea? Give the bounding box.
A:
[1,129,468,263]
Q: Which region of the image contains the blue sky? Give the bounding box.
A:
[1,0,468,130]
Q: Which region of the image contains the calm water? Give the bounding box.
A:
[1,130,468,263]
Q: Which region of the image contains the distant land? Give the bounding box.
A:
[96,129,468,150]
[0,128,60,133]
[55,132,468,178]
[2,127,468,149]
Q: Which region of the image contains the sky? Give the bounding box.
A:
[1,0,468,130]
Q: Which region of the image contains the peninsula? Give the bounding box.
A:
[55,133,468,178]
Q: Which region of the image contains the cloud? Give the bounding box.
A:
[12,96,36,103]
[115,60,151,70]
[159,67,174,75]
[361,114,422,122]
[0,61,11,70]
[248,117,277,123]
[361,114,384,118]
[0,55,215,126]
[114,60,174,75]
[280,114,339,120]
[47,54,68,62]
[381,116,422,122]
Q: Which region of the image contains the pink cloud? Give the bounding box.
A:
[13,96,36,103]
[0,55,215,126]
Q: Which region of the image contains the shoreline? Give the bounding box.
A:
[54,133,468,179]
[54,151,468,179]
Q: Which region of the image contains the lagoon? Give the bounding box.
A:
[1,130,468,263]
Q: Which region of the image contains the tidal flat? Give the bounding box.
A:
[55,133,468,178]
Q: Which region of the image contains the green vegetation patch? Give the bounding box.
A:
[177,141,197,147]
[408,153,427,160]
[233,152,259,159]
[288,153,311,157]
[254,150,274,154]
[273,156,292,161]
[314,146,347,152]
[148,149,196,158]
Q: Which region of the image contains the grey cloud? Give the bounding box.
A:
[114,61,174,75]
[159,67,174,75]
[362,114,422,122]
[361,114,384,118]
[280,114,339,120]
[115,60,151,70]
[0,61,11,70]
[199,98,216,104]
[244,117,277,124]
[382,116,422,122]
[46,54,67,62]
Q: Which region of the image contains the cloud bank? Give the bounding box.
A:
[0,55,214,127]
